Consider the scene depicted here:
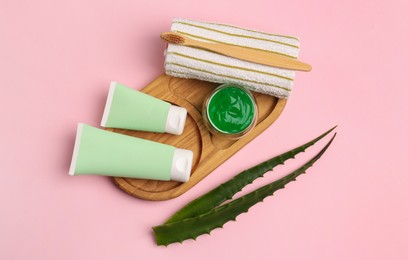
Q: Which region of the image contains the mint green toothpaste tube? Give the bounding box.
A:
[69,124,193,182]
[101,82,187,135]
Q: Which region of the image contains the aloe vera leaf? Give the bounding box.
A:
[153,134,336,246]
[165,126,337,224]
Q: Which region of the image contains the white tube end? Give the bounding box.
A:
[170,148,193,182]
[100,82,117,127]
[165,105,187,135]
[69,123,84,176]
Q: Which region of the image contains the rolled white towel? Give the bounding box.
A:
[164,18,301,99]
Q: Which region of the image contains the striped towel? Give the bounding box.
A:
[164,18,301,99]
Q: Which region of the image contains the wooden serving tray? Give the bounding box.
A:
[107,75,286,201]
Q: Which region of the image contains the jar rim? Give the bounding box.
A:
[204,84,258,137]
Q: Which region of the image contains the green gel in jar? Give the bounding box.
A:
[203,84,257,139]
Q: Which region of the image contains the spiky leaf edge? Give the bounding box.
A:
[165,126,337,224]
[153,133,336,246]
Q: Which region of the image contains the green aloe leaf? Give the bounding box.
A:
[165,126,336,224]
[153,133,336,246]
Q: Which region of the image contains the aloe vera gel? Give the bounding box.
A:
[203,84,257,139]
[101,82,187,135]
[69,124,193,182]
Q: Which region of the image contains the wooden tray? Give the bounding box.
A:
[107,75,286,201]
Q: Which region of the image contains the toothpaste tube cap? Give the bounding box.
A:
[165,105,187,135]
[170,148,193,182]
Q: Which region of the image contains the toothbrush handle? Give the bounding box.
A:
[188,40,312,72]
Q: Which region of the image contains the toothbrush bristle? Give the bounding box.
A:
[161,33,185,44]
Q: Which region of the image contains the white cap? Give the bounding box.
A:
[170,148,193,182]
[165,105,187,135]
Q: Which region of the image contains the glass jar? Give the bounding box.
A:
[202,83,258,139]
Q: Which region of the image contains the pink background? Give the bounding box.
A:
[1,0,407,259]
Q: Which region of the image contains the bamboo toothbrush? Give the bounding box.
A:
[161,31,312,72]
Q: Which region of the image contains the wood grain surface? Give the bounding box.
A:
[106,75,286,201]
